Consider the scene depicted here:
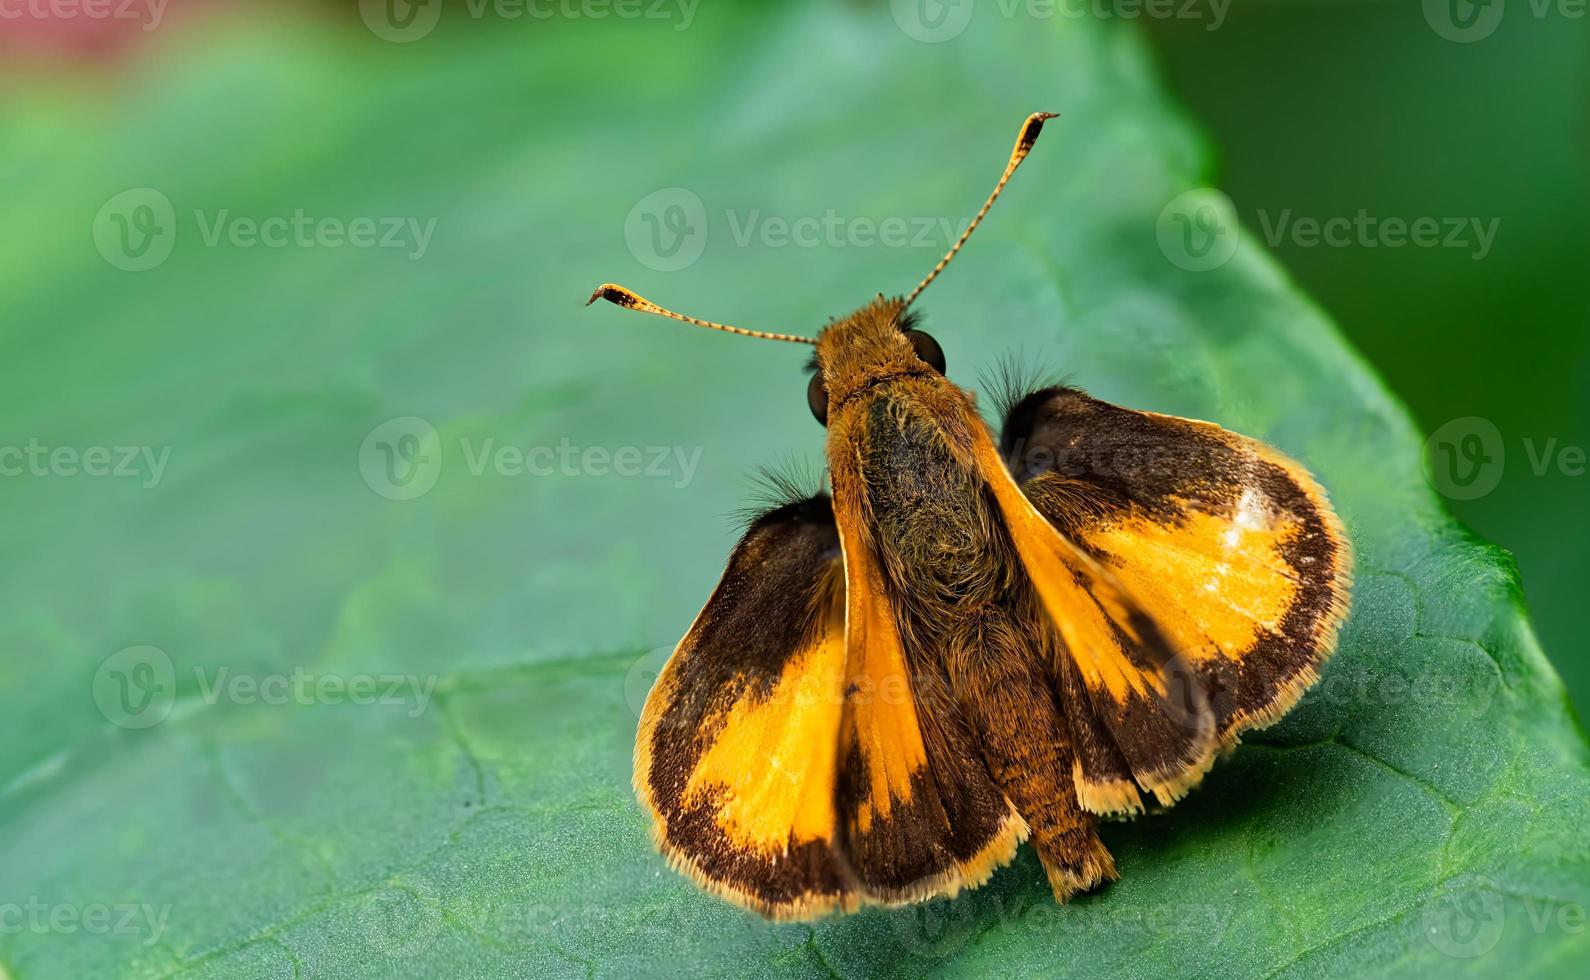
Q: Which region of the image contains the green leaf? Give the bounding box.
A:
[2,6,1586,979]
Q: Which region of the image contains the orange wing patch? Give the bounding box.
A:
[971,430,1217,816]
[1084,495,1302,659]
[839,560,927,834]
[681,579,847,854]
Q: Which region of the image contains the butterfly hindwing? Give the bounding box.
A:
[1000,385,1352,758]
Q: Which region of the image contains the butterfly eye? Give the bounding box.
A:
[907,329,946,374]
[807,373,829,426]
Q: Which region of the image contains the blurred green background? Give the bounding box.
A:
[1,1,1586,977]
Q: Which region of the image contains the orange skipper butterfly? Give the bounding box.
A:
[587,113,1352,919]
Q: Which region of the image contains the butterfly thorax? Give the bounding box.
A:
[826,369,1023,669]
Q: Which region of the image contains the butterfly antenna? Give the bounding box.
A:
[586,284,817,345]
[904,111,1058,309]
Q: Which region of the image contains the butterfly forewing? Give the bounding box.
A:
[634,496,854,919]
[1000,386,1353,748]
[637,491,1028,919]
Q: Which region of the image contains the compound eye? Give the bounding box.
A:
[807,372,829,426]
[907,329,946,373]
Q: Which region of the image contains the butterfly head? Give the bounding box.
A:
[805,298,946,426]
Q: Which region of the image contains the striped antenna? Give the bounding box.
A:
[585,284,817,345]
[904,111,1058,309]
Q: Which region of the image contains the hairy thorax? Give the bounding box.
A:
[857,392,1009,624]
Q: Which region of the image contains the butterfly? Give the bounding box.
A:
[587,112,1352,920]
